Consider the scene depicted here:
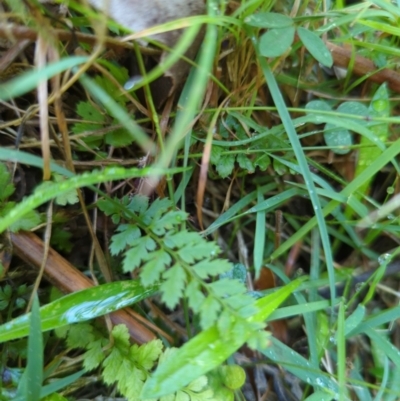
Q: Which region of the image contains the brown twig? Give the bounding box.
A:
[10,230,171,344]
[0,23,159,55]
[328,41,400,93]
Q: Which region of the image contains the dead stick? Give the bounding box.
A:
[11,230,159,344]
[327,41,400,93]
[0,24,159,55]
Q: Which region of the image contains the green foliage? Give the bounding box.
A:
[98,195,257,329]
[71,68,136,148]
[0,163,40,232]
[58,323,223,401]
[209,114,285,178]
[245,12,332,66]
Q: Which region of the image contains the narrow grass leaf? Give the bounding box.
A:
[349,362,373,401]
[344,304,365,337]
[373,356,390,401]
[305,392,335,401]
[0,281,158,343]
[337,302,348,401]
[246,187,303,214]
[254,47,337,304]
[0,166,183,234]
[78,73,155,154]
[26,294,43,401]
[348,305,400,337]
[261,337,339,396]
[269,138,400,264]
[0,56,88,101]
[384,365,400,401]
[203,183,277,236]
[297,27,333,67]
[254,187,266,278]
[13,370,86,401]
[366,328,400,369]
[267,299,341,327]
[141,278,304,398]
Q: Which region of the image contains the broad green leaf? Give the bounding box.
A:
[26,295,43,401]
[323,101,368,155]
[244,12,293,28]
[323,124,353,154]
[305,100,332,117]
[236,153,255,173]
[297,27,333,67]
[259,26,295,57]
[216,153,235,178]
[141,277,304,398]
[0,281,158,343]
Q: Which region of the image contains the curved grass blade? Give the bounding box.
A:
[13,370,86,401]
[141,277,305,398]
[0,166,184,234]
[0,281,158,343]
[0,56,89,101]
[252,41,336,304]
[269,137,400,265]
[78,73,155,154]
[262,337,339,397]
[254,187,266,278]
[26,295,43,401]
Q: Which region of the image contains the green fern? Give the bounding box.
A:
[71,68,136,148]
[98,195,258,330]
[58,323,227,401]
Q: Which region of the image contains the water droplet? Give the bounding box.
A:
[378,253,392,265]
[124,75,143,90]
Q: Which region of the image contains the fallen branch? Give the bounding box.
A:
[328,41,400,93]
[11,230,171,344]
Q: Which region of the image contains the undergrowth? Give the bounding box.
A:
[0,0,400,400]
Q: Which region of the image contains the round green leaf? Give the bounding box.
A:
[305,100,332,112]
[259,26,295,58]
[297,27,333,67]
[337,101,368,123]
[220,365,246,390]
[244,12,293,28]
[305,100,332,124]
[324,124,353,154]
